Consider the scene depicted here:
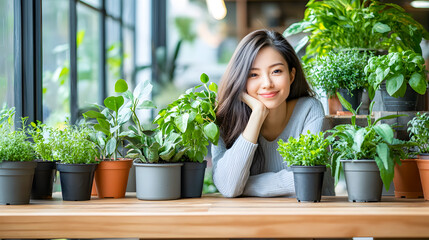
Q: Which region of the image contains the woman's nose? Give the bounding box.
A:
[261,74,274,88]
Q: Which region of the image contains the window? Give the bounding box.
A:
[0,0,14,109]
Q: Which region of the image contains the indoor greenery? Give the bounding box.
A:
[51,123,97,164]
[277,131,331,167]
[305,50,371,96]
[364,50,428,99]
[329,93,409,190]
[408,112,429,154]
[153,73,219,163]
[284,0,429,61]
[0,108,34,163]
[28,121,55,161]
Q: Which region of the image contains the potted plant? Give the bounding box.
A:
[364,50,428,111]
[83,79,137,198]
[0,108,36,205]
[408,112,429,200]
[329,93,408,202]
[154,73,219,198]
[284,0,429,61]
[27,121,57,199]
[277,131,332,202]
[305,50,371,113]
[53,123,98,201]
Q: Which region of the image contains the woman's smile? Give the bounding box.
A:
[259,91,279,98]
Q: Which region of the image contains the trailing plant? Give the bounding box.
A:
[329,93,409,190]
[278,131,332,167]
[154,73,219,163]
[28,121,55,161]
[408,112,429,154]
[284,0,429,61]
[305,50,371,96]
[364,50,428,99]
[52,123,98,164]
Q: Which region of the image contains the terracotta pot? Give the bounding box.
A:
[95,159,133,198]
[91,180,97,196]
[393,159,423,198]
[416,154,429,200]
[328,94,343,115]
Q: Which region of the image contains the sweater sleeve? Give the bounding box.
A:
[242,170,295,197]
[211,134,258,198]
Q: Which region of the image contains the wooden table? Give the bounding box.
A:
[1,193,429,239]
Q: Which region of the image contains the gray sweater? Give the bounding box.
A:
[211,97,335,198]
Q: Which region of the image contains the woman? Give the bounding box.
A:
[212,30,335,198]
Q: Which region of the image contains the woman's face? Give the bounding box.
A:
[246,46,296,109]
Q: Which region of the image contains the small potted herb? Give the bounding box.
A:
[154,73,219,198]
[277,131,331,202]
[84,79,138,198]
[329,93,408,202]
[0,108,36,205]
[408,112,429,200]
[53,123,98,201]
[28,121,57,199]
[305,50,371,113]
[364,50,428,111]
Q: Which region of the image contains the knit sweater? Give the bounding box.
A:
[211,96,335,198]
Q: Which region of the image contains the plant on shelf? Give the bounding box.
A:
[0,108,36,205]
[277,131,331,202]
[28,121,55,161]
[364,50,428,100]
[408,112,429,155]
[154,73,219,163]
[284,0,429,61]
[329,93,409,202]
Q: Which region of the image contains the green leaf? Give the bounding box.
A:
[115,79,128,93]
[159,146,176,161]
[209,82,218,93]
[373,22,391,33]
[409,72,427,95]
[374,124,394,144]
[174,113,189,133]
[97,118,110,131]
[76,30,85,48]
[94,124,110,136]
[336,92,355,114]
[83,110,106,119]
[203,122,219,143]
[352,128,366,153]
[200,73,209,84]
[138,100,157,109]
[147,142,160,163]
[106,138,117,156]
[104,96,124,112]
[385,74,404,96]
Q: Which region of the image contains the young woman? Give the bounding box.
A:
[212,30,335,198]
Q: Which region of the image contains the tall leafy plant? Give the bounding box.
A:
[329,93,409,190]
[154,73,219,163]
[408,112,429,154]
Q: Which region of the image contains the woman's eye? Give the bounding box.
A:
[249,73,258,78]
[273,69,282,74]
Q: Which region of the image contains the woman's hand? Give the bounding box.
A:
[241,93,269,143]
[241,93,269,119]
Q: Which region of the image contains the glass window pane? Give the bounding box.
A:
[123,29,134,87]
[0,0,14,109]
[42,0,70,127]
[77,3,101,110]
[123,0,135,26]
[106,18,121,96]
[106,0,120,19]
[80,0,100,9]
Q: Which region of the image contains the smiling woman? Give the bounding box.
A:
[212,29,335,198]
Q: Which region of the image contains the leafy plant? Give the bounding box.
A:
[154,73,219,163]
[51,123,97,164]
[305,50,371,96]
[0,114,34,163]
[364,50,428,99]
[408,112,429,154]
[28,121,55,161]
[278,131,331,167]
[329,93,409,190]
[285,0,429,61]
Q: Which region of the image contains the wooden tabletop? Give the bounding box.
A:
[1,193,429,239]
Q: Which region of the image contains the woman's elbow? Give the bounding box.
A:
[213,177,242,198]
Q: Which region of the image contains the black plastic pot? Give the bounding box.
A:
[56,163,97,201]
[0,161,37,205]
[31,160,57,199]
[181,161,207,198]
[337,88,362,111]
[291,165,326,202]
[379,84,418,111]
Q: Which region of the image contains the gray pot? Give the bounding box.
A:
[126,163,136,192]
[341,159,383,202]
[291,165,326,202]
[0,161,37,205]
[134,162,182,200]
